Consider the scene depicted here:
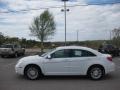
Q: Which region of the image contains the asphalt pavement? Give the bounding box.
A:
[0,53,120,90]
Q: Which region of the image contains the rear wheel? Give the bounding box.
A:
[24,65,41,80]
[88,66,105,80]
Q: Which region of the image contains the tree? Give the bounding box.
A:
[29,10,56,52]
[112,27,120,47]
[0,32,5,45]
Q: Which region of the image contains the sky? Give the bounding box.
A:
[0,0,120,41]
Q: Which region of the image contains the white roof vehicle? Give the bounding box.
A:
[15,46,115,80]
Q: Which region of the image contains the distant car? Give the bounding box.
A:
[0,44,25,58]
[15,46,115,80]
[98,44,119,56]
[35,52,45,56]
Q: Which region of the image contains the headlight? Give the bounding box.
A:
[16,59,23,67]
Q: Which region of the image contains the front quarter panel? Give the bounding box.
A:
[16,55,45,75]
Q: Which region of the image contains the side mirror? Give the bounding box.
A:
[47,55,52,59]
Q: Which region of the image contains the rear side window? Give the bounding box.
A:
[73,49,96,57]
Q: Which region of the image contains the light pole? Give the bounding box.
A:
[77,30,79,42]
[61,0,69,46]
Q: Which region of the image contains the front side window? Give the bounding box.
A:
[51,49,71,58]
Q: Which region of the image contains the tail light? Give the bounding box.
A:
[107,56,112,62]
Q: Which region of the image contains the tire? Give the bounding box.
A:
[87,66,105,80]
[24,65,41,80]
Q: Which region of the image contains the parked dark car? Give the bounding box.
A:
[98,44,120,56]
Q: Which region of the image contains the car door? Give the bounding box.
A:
[43,49,71,75]
[69,49,97,75]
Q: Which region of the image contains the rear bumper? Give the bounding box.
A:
[105,62,115,74]
[1,52,14,56]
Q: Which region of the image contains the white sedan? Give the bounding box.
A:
[15,46,115,80]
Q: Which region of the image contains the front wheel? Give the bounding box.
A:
[88,66,105,80]
[24,65,41,80]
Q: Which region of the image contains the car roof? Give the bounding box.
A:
[56,46,101,55]
[57,46,91,50]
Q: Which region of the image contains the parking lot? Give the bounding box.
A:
[0,53,120,90]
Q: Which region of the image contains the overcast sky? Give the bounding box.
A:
[0,0,120,41]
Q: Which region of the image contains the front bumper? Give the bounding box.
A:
[15,65,24,75]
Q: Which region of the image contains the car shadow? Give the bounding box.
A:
[16,74,115,81]
[42,75,88,81]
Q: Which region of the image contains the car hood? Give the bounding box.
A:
[19,55,43,63]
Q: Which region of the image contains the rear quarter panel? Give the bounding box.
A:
[83,56,109,75]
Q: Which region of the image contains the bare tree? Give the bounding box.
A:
[0,32,5,45]
[29,10,56,52]
[112,27,120,47]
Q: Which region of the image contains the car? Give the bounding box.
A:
[0,44,25,58]
[98,44,119,56]
[15,46,115,80]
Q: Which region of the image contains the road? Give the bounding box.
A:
[0,53,120,90]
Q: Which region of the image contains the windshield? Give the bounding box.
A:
[40,49,55,57]
[1,45,13,48]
